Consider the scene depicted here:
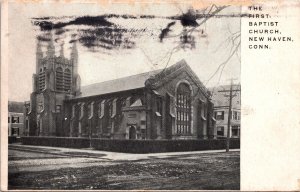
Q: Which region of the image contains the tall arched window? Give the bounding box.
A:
[56,67,64,91]
[176,83,192,134]
[64,68,71,92]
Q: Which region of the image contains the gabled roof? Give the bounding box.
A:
[75,59,210,99]
[147,59,211,98]
[130,99,143,107]
[76,69,161,98]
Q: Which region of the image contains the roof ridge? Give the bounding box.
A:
[81,68,162,88]
[75,59,207,99]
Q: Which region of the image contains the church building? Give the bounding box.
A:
[24,39,217,140]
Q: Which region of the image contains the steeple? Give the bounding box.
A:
[60,42,64,57]
[70,40,78,74]
[36,40,43,73]
[36,40,43,59]
[70,40,80,96]
[70,40,78,60]
[36,40,42,55]
[46,32,55,57]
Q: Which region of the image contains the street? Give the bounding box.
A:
[8,144,240,190]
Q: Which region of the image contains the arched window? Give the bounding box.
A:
[64,68,71,92]
[176,83,192,134]
[56,67,63,91]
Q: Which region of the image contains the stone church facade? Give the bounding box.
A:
[24,39,216,140]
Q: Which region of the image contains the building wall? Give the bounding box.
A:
[149,70,215,139]
[214,107,240,138]
[8,112,24,137]
[122,107,147,139]
[8,101,25,137]
[63,89,145,139]
[61,68,215,140]
[211,84,241,138]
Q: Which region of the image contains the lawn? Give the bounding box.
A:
[8,149,240,190]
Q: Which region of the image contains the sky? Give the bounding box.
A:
[8,2,241,102]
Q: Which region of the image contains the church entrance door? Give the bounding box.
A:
[129,126,136,140]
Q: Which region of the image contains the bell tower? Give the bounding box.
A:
[27,33,81,136]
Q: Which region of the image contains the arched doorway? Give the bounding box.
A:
[129,126,136,140]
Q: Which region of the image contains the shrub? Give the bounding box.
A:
[8,136,18,144]
[20,136,239,153]
[21,136,90,148]
[91,138,240,153]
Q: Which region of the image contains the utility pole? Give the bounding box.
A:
[218,79,240,152]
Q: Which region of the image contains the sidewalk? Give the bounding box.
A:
[9,143,240,161]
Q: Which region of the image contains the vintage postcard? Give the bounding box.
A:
[1,0,299,191]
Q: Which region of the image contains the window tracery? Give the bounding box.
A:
[176,83,192,134]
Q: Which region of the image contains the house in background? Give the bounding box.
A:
[210,85,241,138]
[8,101,25,137]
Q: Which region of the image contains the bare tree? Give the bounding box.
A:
[152,4,241,100]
